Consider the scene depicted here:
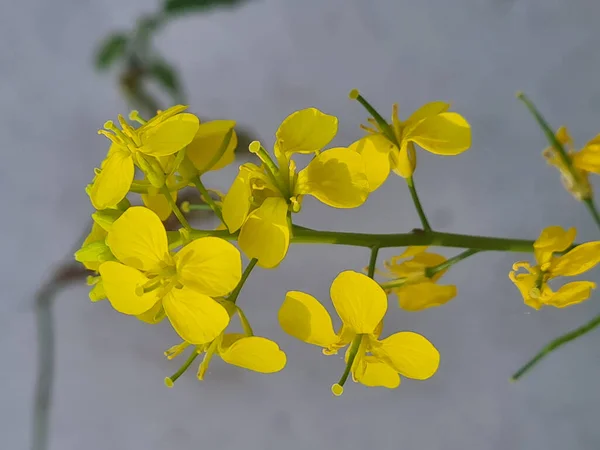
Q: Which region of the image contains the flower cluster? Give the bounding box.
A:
[75,91,600,394]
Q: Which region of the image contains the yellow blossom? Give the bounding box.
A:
[98,206,242,344]
[278,270,439,394]
[89,106,199,210]
[222,108,369,268]
[186,120,238,173]
[353,100,470,182]
[543,126,597,200]
[382,246,457,311]
[509,226,600,309]
[167,333,286,382]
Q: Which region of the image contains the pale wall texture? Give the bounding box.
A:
[2,0,600,449]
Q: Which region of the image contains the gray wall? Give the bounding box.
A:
[2,0,600,449]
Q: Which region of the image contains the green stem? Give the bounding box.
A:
[407,177,432,231]
[165,350,198,386]
[227,258,258,304]
[512,312,600,381]
[367,246,380,278]
[190,226,538,253]
[161,185,191,230]
[517,92,573,169]
[193,177,224,224]
[584,198,600,231]
[425,249,480,278]
[353,94,396,142]
[335,335,363,390]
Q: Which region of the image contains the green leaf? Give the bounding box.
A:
[95,33,128,70]
[147,60,184,103]
[163,0,248,15]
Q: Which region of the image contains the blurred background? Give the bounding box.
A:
[3,0,600,449]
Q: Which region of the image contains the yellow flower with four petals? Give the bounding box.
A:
[99,206,242,344]
[382,246,457,311]
[352,97,471,186]
[279,270,439,393]
[509,225,600,309]
[89,105,199,210]
[222,108,369,268]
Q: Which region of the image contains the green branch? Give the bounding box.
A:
[512,312,600,381]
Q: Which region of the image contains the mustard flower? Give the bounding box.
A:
[382,246,457,311]
[98,206,242,344]
[165,333,286,385]
[543,126,599,200]
[222,108,369,268]
[279,271,439,394]
[89,106,199,210]
[352,97,471,185]
[510,226,600,309]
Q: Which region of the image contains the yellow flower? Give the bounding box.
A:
[98,206,242,344]
[382,246,457,311]
[222,108,369,268]
[165,333,286,384]
[354,101,471,183]
[278,270,439,394]
[543,126,596,200]
[186,120,238,173]
[89,106,199,210]
[509,226,600,309]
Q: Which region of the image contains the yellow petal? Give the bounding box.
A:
[136,301,166,324]
[406,112,471,155]
[139,113,199,156]
[545,281,596,308]
[175,237,242,296]
[141,188,175,221]
[186,120,237,172]
[552,241,600,276]
[296,147,369,208]
[534,226,577,267]
[238,197,290,268]
[509,267,542,310]
[405,101,450,125]
[390,141,417,178]
[373,332,440,380]
[385,252,446,283]
[89,150,134,210]
[163,286,229,344]
[395,282,457,311]
[220,335,286,373]
[573,145,600,173]
[222,167,253,233]
[349,135,392,192]
[278,291,338,347]
[106,206,169,271]
[99,261,160,315]
[398,246,428,258]
[355,355,400,388]
[330,271,387,334]
[275,108,338,154]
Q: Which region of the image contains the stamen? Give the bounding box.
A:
[360,124,378,134]
[117,114,138,142]
[197,338,220,381]
[128,110,147,125]
[97,129,121,145]
[164,341,190,360]
[103,120,136,148]
[135,277,162,296]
